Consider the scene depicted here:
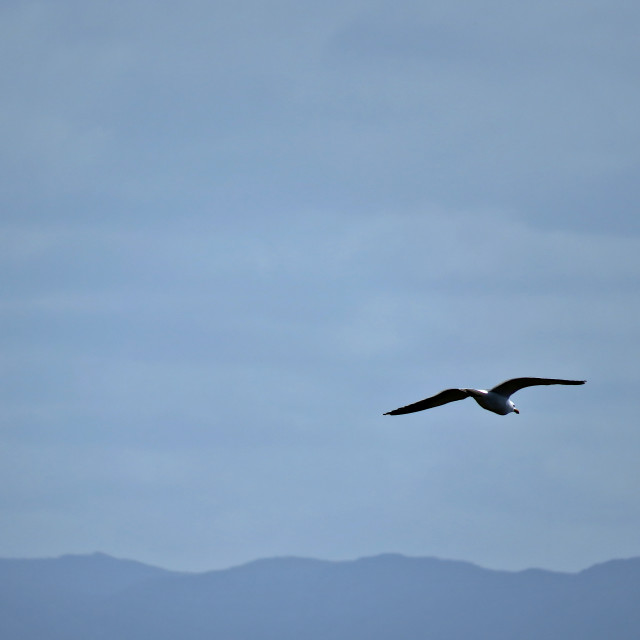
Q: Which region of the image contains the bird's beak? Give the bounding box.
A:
[513,408,520,414]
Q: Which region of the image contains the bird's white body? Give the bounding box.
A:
[465,389,518,415]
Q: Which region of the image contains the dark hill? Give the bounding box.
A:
[1,553,639,639]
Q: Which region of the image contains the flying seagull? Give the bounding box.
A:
[384,377,586,416]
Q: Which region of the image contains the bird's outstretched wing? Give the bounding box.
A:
[384,388,469,415]
[490,377,586,398]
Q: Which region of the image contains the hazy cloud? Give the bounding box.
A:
[1,0,639,572]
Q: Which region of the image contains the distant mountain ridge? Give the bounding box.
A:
[1,552,640,639]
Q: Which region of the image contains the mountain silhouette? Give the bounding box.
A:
[1,552,639,639]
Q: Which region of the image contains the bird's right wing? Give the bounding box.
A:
[490,377,586,398]
[384,388,469,415]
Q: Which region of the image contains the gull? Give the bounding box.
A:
[384,377,585,416]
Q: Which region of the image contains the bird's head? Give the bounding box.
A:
[509,400,520,415]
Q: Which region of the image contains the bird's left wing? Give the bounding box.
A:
[490,377,586,398]
[384,388,469,415]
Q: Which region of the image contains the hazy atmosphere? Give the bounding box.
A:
[2,0,639,573]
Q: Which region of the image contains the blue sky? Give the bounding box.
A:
[2,0,640,572]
